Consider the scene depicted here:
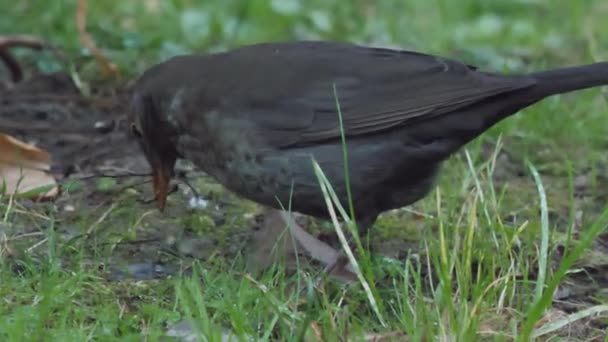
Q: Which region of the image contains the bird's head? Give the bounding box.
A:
[128,91,179,211]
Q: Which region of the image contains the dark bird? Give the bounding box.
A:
[128,40,608,265]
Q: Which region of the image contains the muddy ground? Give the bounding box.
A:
[2,57,608,338]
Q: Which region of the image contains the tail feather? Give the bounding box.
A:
[528,62,608,98]
[427,61,608,153]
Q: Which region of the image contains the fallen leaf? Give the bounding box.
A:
[245,209,357,283]
[279,212,358,282]
[0,133,58,199]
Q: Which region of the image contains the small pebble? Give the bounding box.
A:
[108,263,172,281]
[177,238,216,259]
[94,120,115,134]
[574,174,588,190]
[188,196,209,209]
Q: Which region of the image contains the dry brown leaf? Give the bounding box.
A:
[281,212,358,283]
[307,321,323,342]
[0,133,58,199]
[246,209,358,283]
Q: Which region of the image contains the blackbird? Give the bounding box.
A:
[128,40,608,261]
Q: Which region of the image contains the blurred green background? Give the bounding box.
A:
[2,0,607,77]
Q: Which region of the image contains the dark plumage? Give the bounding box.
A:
[128,40,608,243]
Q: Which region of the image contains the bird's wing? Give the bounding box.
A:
[296,61,532,143]
[178,42,537,148]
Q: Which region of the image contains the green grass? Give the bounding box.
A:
[2,0,608,340]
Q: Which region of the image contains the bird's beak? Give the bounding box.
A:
[151,162,171,212]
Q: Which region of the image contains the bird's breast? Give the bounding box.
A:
[177,131,295,205]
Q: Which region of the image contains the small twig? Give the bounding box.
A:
[75,169,204,204]
[138,184,179,205]
[76,0,120,77]
[71,172,152,181]
[27,166,202,208]
[57,169,182,208]
[86,203,117,235]
[26,237,48,252]
[0,49,23,82]
[6,232,45,241]
[0,35,46,82]
[96,237,161,247]
[0,35,67,83]
[0,35,47,50]
[0,94,120,108]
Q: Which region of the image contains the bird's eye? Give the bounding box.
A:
[130,123,143,139]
